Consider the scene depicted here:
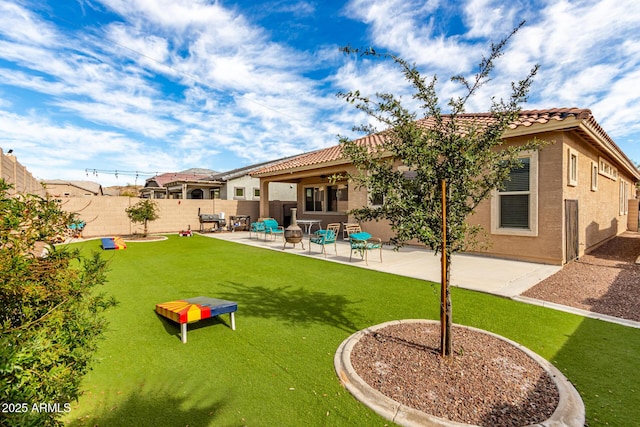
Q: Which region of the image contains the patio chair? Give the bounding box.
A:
[349,231,383,266]
[249,221,266,239]
[262,218,285,241]
[308,223,340,257]
[344,224,362,240]
[342,222,359,240]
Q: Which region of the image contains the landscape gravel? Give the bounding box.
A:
[350,323,559,426]
[349,233,640,426]
[523,232,640,321]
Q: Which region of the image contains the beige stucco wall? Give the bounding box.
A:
[60,197,259,237]
[469,131,637,264]
[468,133,565,264]
[562,133,634,257]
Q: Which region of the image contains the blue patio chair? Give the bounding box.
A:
[308,223,340,257]
[349,231,383,266]
[262,218,284,241]
[249,221,266,239]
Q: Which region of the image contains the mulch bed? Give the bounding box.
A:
[350,322,559,426]
[523,232,640,321]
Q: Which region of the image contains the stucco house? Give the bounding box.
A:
[252,108,640,265]
[43,179,104,197]
[140,168,219,199]
[140,162,297,202]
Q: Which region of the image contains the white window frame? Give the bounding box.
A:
[568,148,578,187]
[619,179,629,215]
[491,150,539,237]
[590,161,598,192]
[599,157,618,180]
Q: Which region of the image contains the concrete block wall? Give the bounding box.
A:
[60,197,260,237]
[0,148,45,196]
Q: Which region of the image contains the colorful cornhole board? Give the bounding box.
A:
[101,237,126,250]
[155,296,237,343]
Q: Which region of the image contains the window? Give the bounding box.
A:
[234,187,245,199]
[327,185,338,211]
[568,148,578,187]
[211,188,220,199]
[619,180,629,215]
[591,162,598,191]
[599,157,618,180]
[370,191,384,206]
[253,188,260,198]
[304,184,348,213]
[491,151,538,236]
[305,187,324,212]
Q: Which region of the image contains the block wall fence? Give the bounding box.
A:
[0,148,45,196]
[60,197,261,237]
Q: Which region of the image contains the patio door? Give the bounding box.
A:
[565,199,579,263]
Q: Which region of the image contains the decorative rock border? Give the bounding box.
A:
[121,235,168,243]
[334,319,585,427]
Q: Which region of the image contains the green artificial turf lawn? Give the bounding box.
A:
[64,234,640,427]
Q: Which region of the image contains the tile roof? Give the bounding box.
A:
[146,170,217,187]
[252,108,638,179]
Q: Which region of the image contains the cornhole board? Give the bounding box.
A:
[155,296,237,343]
[101,237,126,250]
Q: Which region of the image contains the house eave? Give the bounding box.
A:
[503,117,640,182]
[252,158,352,179]
[576,122,640,181]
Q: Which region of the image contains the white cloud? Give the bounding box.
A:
[2,0,640,186]
[463,0,529,39]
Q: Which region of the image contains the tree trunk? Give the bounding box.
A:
[440,179,452,357]
[444,255,452,356]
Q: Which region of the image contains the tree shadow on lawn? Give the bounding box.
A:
[155,312,236,342]
[214,281,364,333]
[67,385,229,427]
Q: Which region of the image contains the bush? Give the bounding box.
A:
[0,179,115,426]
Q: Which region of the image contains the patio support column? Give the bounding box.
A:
[259,179,270,219]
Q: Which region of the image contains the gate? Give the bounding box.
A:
[565,199,579,263]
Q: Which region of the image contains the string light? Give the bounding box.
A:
[84,169,161,179]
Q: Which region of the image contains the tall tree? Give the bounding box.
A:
[339,23,543,356]
[0,180,115,426]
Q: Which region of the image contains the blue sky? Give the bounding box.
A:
[1,0,639,187]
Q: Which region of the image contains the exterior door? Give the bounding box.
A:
[565,199,579,263]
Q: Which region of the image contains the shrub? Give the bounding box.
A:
[0,179,115,426]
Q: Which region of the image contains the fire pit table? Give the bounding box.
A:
[155,296,237,343]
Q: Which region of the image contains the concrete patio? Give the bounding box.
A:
[201,230,562,298]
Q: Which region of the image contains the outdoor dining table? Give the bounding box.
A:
[296,219,322,234]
